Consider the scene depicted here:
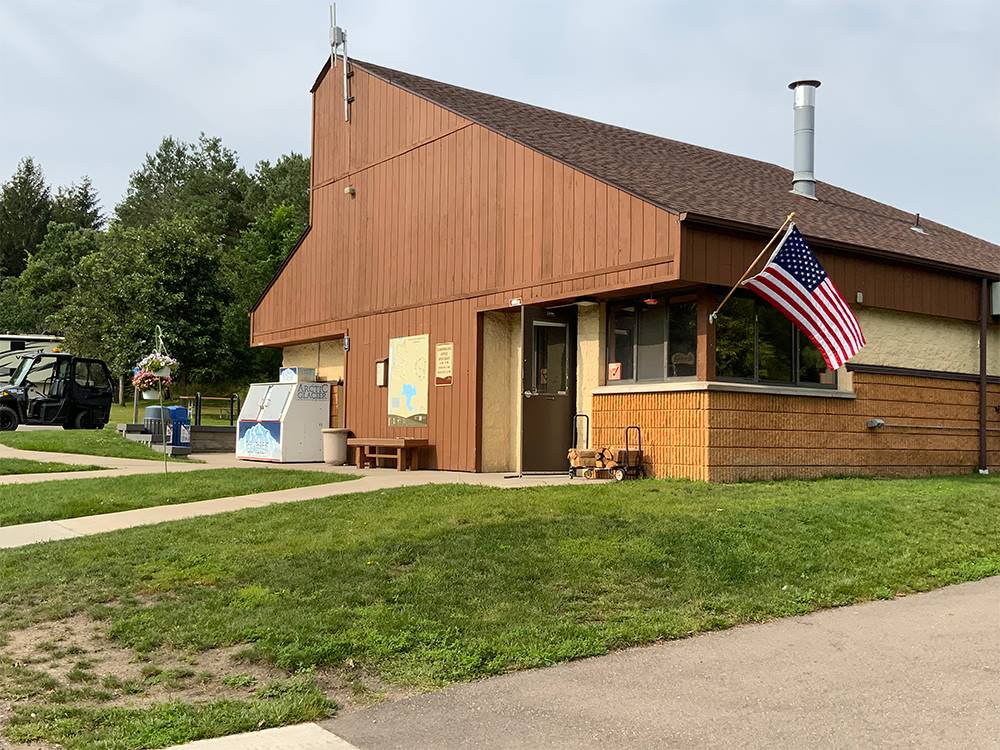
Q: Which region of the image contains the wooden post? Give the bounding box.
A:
[979,278,989,473]
[710,212,795,323]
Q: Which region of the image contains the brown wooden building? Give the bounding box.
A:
[251,57,1000,480]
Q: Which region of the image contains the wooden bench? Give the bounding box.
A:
[347,438,429,471]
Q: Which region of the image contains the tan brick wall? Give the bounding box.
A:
[592,374,1000,482]
[706,374,1000,482]
[592,391,709,480]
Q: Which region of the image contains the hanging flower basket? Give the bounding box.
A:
[133,370,171,401]
[137,353,178,379]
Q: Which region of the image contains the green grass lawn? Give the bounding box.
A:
[0,458,102,476]
[0,475,998,748]
[0,428,185,461]
[0,468,354,527]
[110,402,237,427]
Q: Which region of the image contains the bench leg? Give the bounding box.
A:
[396,447,405,471]
[354,446,364,469]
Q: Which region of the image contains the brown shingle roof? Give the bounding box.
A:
[340,59,999,277]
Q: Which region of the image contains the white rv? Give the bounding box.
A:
[0,334,65,380]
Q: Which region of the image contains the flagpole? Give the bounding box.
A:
[709,212,796,324]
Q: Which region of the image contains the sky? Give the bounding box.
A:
[1,0,998,242]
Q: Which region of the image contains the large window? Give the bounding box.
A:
[607,297,698,382]
[715,291,836,386]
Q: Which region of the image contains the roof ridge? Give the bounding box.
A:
[353,58,797,177]
[314,56,998,274]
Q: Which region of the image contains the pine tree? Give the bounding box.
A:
[51,176,105,230]
[0,157,52,276]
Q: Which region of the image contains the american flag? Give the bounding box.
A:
[743,224,865,370]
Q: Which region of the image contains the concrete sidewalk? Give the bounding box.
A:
[0,455,576,549]
[324,576,1000,749]
[0,441,209,484]
[0,441,358,484]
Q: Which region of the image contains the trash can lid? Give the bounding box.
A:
[166,405,188,419]
[322,428,352,434]
[143,406,167,419]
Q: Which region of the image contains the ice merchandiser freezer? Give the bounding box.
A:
[236,381,330,462]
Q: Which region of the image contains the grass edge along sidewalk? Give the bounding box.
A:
[0,457,103,476]
[0,468,356,527]
[1,474,998,749]
[0,428,190,462]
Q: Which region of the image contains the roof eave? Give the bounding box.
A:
[679,211,1000,280]
[311,57,333,93]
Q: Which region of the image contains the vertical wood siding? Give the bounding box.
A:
[680,225,981,322]
[253,67,680,470]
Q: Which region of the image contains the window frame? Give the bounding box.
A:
[605,294,699,384]
[714,291,838,389]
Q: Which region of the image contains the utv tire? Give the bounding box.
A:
[0,406,18,431]
[64,411,95,430]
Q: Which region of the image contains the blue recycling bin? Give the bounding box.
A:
[165,406,191,448]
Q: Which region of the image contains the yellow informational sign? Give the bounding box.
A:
[388,334,429,427]
[435,342,454,386]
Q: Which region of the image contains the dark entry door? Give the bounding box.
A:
[521,305,576,473]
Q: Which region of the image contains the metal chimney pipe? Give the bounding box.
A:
[788,79,821,200]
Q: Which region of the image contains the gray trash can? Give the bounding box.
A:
[143,406,167,443]
[322,428,351,466]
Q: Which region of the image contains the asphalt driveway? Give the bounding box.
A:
[324,576,1000,749]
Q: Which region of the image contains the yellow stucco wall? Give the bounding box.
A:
[575,304,604,447]
[282,340,344,381]
[480,311,520,472]
[851,308,997,376]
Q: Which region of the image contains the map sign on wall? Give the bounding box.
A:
[388,334,429,428]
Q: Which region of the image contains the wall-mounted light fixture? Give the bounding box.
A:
[344,185,356,197]
[866,418,886,429]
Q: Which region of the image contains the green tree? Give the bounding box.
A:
[57,217,225,381]
[51,177,105,229]
[0,223,101,334]
[219,204,304,380]
[244,153,311,228]
[0,157,52,276]
[116,135,252,242]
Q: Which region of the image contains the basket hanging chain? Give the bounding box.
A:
[153,325,171,358]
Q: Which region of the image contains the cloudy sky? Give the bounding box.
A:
[2,0,998,242]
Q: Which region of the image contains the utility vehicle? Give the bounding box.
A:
[0,351,113,430]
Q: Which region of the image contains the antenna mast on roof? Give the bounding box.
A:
[329,4,352,122]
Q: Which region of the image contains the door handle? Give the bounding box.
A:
[523,391,533,398]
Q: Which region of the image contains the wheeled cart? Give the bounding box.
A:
[567,423,644,481]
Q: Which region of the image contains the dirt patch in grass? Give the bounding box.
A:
[0,612,403,741]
